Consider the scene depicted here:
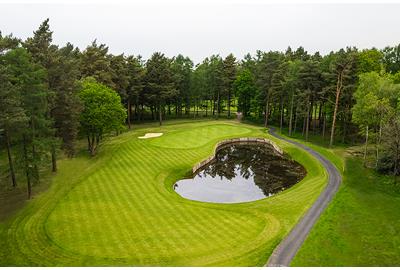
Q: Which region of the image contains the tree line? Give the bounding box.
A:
[1,19,400,198]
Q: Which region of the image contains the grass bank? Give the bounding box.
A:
[278,130,400,266]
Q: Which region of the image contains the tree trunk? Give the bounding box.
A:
[89,135,96,156]
[5,129,17,187]
[23,134,32,199]
[134,102,138,121]
[87,135,91,152]
[159,104,163,126]
[211,96,215,116]
[227,90,231,118]
[342,112,347,144]
[264,100,270,127]
[376,121,382,169]
[32,144,39,182]
[318,102,323,130]
[313,101,317,135]
[293,104,298,134]
[280,97,284,133]
[30,118,39,182]
[51,146,57,172]
[394,140,399,176]
[140,104,144,121]
[322,105,326,138]
[363,125,369,167]
[216,91,220,119]
[288,92,294,136]
[127,99,131,129]
[330,71,343,148]
[305,97,310,141]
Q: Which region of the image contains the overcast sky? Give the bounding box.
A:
[1,0,400,63]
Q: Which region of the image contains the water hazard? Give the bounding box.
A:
[174,142,306,203]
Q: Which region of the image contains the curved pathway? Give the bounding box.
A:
[266,128,342,267]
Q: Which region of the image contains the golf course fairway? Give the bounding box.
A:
[0,120,328,266]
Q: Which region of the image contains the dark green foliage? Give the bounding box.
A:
[222,54,237,117]
[51,44,82,157]
[171,54,193,115]
[144,52,176,125]
[126,55,145,126]
[3,47,49,197]
[234,69,256,117]
[0,32,20,52]
[80,40,113,86]
[382,44,400,74]
[0,63,27,187]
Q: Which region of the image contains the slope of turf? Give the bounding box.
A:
[0,120,327,266]
[287,135,400,266]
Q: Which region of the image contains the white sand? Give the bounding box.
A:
[138,133,163,139]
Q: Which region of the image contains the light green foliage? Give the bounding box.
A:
[353,72,400,138]
[352,72,383,128]
[79,78,126,155]
[0,121,327,266]
[357,48,383,74]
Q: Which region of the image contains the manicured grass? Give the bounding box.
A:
[0,120,327,266]
[284,132,400,266]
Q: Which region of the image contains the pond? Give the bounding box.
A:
[173,142,306,203]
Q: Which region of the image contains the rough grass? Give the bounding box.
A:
[282,132,400,266]
[0,120,327,266]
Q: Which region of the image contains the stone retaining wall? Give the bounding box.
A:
[192,137,284,173]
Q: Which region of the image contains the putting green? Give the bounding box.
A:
[150,124,252,149]
[0,120,327,266]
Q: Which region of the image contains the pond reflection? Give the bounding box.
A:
[174,142,306,203]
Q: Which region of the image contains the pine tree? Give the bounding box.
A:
[126,55,145,127]
[298,59,322,141]
[4,48,48,198]
[171,54,193,115]
[24,19,59,171]
[51,43,82,157]
[144,52,176,125]
[222,54,237,118]
[80,40,113,86]
[256,51,284,127]
[328,49,357,147]
[0,64,27,187]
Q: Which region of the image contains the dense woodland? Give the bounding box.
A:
[1,19,400,198]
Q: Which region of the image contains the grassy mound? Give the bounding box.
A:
[280,133,400,266]
[0,120,327,266]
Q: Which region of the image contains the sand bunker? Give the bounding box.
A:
[138,133,163,139]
